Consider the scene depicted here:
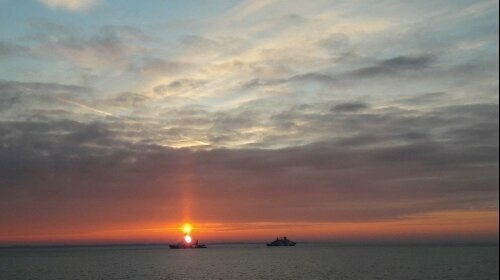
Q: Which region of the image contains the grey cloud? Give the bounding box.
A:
[288,72,338,85]
[154,79,207,96]
[59,34,123,58]
[211,110,260,131]
[317,33,354,60]
[268,101,498,151]
[0,41,29,58]
[1,114,497,225]
[239,78,263,89]
[0,99,497,229]
[159,105,213,128]
[351,55,436,78]
[396,92,448,105]
[27,22,156,75]
[25,20,174,80]
[181,35,220,50]
[0,80,91,94]
[129,58,187,76]
[331,102,368,112]
[0,80,92,111]
[283,55,436,87]
[446,59,499,87]
[280,13,308,26]
[103,92,150,107]
[180,35,247,56]
[66,122,112,144]
[26,18,77,38]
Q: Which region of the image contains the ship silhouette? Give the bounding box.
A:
[169,239,206,249]
[267,236,296,246]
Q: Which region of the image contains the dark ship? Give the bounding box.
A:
[170,224,207,249]
[169,239,206,249]
[267,236,296,246]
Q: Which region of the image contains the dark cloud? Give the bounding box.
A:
[317,33,355,60]
[351,55,436,78]
[0,100,497,230]
[331,102,368,112]
[65,122,111,144]
[0,80,92,111]
[283,55,436,87]
[397,92,448,105]
[280,13,308,26]
[154,79,207,96]
[103,92,150,107]
[288,72,338,85]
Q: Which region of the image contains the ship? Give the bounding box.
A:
[169,239,207,249]
[267,236,296,246]
[170,224,206,249]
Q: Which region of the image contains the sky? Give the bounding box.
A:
[0,0,498,245]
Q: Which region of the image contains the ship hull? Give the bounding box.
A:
[267,243,296,246]
[169,244,207,249]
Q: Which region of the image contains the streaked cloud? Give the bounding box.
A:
[38,0,100,11]
[55,96,113,116]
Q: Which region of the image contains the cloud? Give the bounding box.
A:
[0,80,101,123]
[268,54,437,90]
[351,55,436,78]
[0,41,30,58]
[331,102,368,112]
[396,92,448,105]
[24,21,152,79]
[40,32,129,69]
[129,58,187,77]
[38,0,100,11]
[179,35,248,60]
[317,33,355,60]
[154,79,208,97]
[103,92,150,108]
[0,101,497,231]
[228,0,278,20]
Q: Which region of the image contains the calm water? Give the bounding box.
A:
[0,244,498,280]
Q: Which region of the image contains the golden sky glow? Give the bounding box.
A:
[0,210,497,245]
[182,224,192,235]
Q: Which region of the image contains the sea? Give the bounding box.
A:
[0,243,498,280]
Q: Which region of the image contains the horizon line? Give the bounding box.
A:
[1,240,498,249]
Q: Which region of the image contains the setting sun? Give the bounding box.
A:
[182,224,192,235]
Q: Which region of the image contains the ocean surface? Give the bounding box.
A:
[0,243,498,280]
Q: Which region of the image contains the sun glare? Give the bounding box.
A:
[182,223,192,235]
[184,235,192,243]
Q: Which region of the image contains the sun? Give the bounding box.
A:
[182,223,192,235]
[182,223,193,244]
